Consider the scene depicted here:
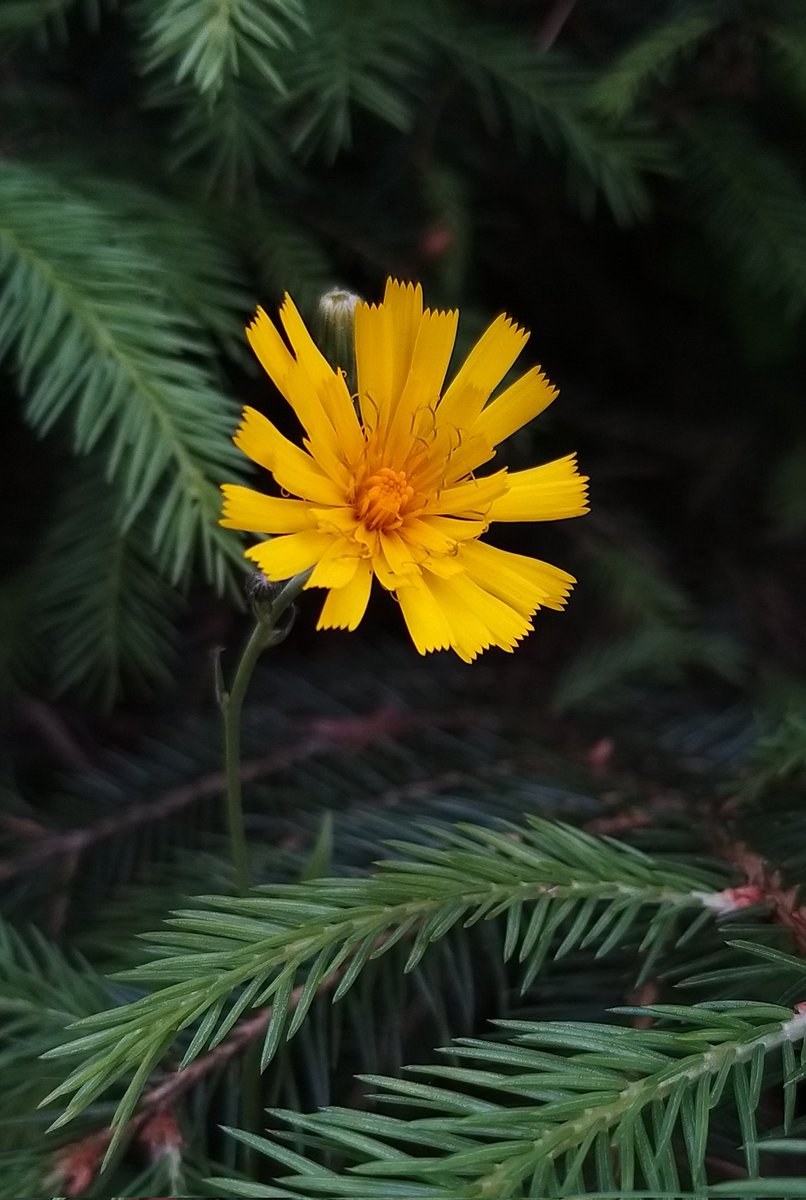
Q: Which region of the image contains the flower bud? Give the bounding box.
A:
[245,570,298,644]
[317,287,361,389]
[245,570,285,607]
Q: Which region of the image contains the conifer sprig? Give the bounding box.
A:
[0,161,245,591]
[41,818,728,1159]
[215,1002,806,1199]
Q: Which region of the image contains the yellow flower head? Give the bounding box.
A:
[221,279,589,662]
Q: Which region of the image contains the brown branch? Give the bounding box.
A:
[18,696,90,771]
[372,755,525,811]
[141,1005,273,1113]
[721,841,806,956]
[537,0,578,51]
[1,707,489,885]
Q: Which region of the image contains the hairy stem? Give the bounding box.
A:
[221,620,272,894]
[219,570,311,895]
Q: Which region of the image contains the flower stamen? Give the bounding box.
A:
[355,467,416,531]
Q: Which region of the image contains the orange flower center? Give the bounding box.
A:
[354,467,416,531]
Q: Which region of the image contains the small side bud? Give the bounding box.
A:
[245,570,285,607]
[245,570,298,645]
[696,884,766,913]
[139,1111,183,1164]
[49,1136,106,1196]
[317,286,361,389]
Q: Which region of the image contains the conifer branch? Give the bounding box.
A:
[722,841,806,955]
[220,1003,806,1199]
[0,0,90,35]
[41,819,729,1157]
[0,161,244,591]
[139,0,308,100]
[682,115,806,320]
[0,707,444,885]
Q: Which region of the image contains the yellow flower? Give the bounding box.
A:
[221,279,589,662]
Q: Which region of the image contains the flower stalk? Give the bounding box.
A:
[218,570,311,894]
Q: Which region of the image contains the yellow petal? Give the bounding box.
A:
[400,515,488,566]
[234,407,345,505]
[400,513,465,554]
[379,530,423,578]
[279,293,338,388]
[421,515,489,542]
[300,434,351,491]
[411,424,495,491]
[401,516,460,557]
[457,540,575,616]
[354,300,393,433]
[355,280,430,437]
[382,278,424,409]
[317,560,373,631]
[310,506,362,535]
[245,530,334,580]
[487,454,589,522]
[419,554,464,578]
[305,540,363,589]
[396,577,454,655]
[425,469,508,518]
[437,313,529,429]
[312,508,382,565]
[220,484,315,533]
[245,309,331,454]
[247,300,361,476]
[395,569,534,660]
[246,307,295,392]
[317,369,364,462]
[424,570,533,659]
[281,364,345,470]
[473,366,558,448]
[441,431,496,485]
[371,548,407,591]
[383,307,458,461]
[395,516,479,571]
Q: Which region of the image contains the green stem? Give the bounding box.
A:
[221,621,268,895]
[219,570,311,896]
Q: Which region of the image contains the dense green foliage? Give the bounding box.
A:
[5,648,806,1197]
[0,0,804,702]
[2,0,806,1197]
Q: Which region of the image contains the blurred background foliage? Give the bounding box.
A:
[0,0,804,708]
[3,0,806,1196]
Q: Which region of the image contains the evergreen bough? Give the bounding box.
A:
[2,0,806,699]
[3,2,806,1197]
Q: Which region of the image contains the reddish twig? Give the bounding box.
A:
[537,0,578,51]
[722,842,806,955]
[626,981,661,1030]
[50,941,362,1197]
[18,696,90,771]
[0,708,488,885]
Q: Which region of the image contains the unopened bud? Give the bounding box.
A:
[49,1136,106,1196]
[244,570,298,644]
[697,884,766,913]
[139,1112,183,1163]
[245,570,285,607]
[317,287,361,390]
